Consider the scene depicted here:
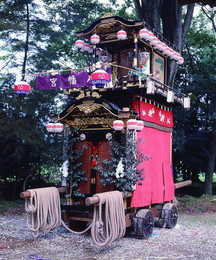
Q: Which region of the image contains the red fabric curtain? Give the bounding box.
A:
[130,100,174,207]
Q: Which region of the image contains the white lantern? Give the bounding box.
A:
[145,31,154,41]
[46,123,56,133]
[136,120,144,131]
[117,29,127,40]
[82,42,90,52]
[150,37,159,46]
[159,42,167,52]
[127,119,138,130]
[167,90,174,103]
[183,97,191,109]
[113,120,124,131]
[172,52,181,61]
[138,28,150,40]
[146,80,155,94]
[54,123,64,133]
[75,40,84,49]
[155,41,164,51]
[90,33,100,44]
[176,57,184,64]
[163,47,173,56]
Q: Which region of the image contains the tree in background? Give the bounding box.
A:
[173,7,216,195]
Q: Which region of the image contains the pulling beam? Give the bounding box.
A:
[20,187,66,199]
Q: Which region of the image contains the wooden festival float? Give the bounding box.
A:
[20,14,192,246]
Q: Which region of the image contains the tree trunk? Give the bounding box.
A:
[204,120,216,195]
[22,3,30,79]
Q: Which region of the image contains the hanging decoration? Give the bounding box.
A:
[90,69,110,86]
[127,119,138,130]
[136,120,144,131]
[75,39,84,49]
[117,29,127,40]
[90,33,100,44]
[183,97,191,109]
[167,90,175,103]
[46,122,64,133]
[14,81,31,96]
[113,120,124,131]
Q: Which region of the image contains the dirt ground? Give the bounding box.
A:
[0,210,216,260]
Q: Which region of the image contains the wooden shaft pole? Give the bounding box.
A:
[174,180,192,189]
[20,187,66,199]
[85,191,132,206]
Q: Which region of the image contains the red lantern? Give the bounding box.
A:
[75,39,84,48]
[14,81,31,96]
[90,34,100,44]
[117,29,127,40]
[90,69,110,86]
[113,120,124,131]
[127,119,138,130]
[136,120,144,131]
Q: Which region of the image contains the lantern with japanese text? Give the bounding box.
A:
[14,81,31,96]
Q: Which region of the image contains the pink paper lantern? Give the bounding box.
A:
[150,37,159,46]
[176,57,184,65]
[139,28,150,40]
[113,120,124,131]
[75,39,84,49]
[54,123,64,133]
[90,34,100,44]
[117,29,127,40]
[82,42,90,52]
[46,123,56,133]
[14,81,31,96]
[136,120,144,131]
[127,119,138,130]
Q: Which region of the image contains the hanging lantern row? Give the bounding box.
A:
[14,81,31,96]
[46,123,64,133]
[138,28,184,64]
[113,119,144,131]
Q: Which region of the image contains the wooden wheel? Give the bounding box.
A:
[161,203,178,228]
[134,209,154,239]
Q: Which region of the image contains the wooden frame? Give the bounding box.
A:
[152,52,165,85]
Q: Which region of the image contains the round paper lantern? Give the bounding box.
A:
[46,123,56,133]
[136,120,144,131]
[82,42,90,52]
[14,81,31,96]
[90,69,110,86]
[150,37,159,46]
[176,57,184,64]
[145,31,154,41]
[155,41,164,51]
[169,48,175,59]
[75,39,84,49]
[117,29,127,40]
[127,119,138,130]
[54,123,64,133]
[139,28,150,40]
[172,52,181,61]
[159,42,167,52]
[113,120,124,131]
[90,33,100,44]
[163,47,172,56]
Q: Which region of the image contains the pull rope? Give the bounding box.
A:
[91,191,126,247]
[25,187,61,238]
[25,188,126,246]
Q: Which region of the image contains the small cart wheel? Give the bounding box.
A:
[134,209,154,239]
[161,203,178,229]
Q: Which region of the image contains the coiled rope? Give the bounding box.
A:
[25,188,126,246]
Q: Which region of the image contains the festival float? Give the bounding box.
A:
[20,14,192,246]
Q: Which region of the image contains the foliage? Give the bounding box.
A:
[173,9,216,185]
[96,132,151,191]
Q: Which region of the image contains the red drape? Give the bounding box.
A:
[130,100,174,207]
